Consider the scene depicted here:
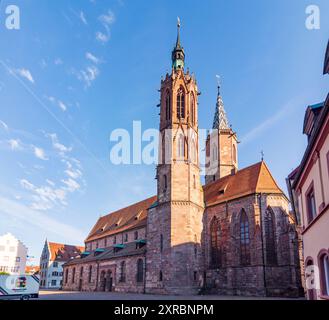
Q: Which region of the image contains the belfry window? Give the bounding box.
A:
[165,91,171,121]
[177,87,185,119]
[240,210,250,265]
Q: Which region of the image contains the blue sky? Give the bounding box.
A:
[0,0,328,263]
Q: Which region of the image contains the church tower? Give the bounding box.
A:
[145,20,204,295]
[205,86,238,184]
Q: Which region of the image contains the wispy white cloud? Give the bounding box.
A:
[240,97,304,146]
[0,120,9,131]
[58,100,67,112]
[47,133,72,155]
[8,139,22,151]
[76,65,100,87]
[96,10,115,44]
[33,146,48,161]
[0,195,85,242]
[45,95,68,112]
[79,11,87,25]
[62,178,80,192]
[99,10,115,26]
[86,52,101,64]
[96,31,109,44]
[54,58,63,65]
[14,68,35,84]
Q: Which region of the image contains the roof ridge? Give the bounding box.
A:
[101,195,157,219]
[203,161,262,189]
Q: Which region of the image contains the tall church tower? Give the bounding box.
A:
[145,20,204,295]
[205,86,238,184]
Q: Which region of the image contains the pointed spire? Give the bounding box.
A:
[212,84,230,130]
[176,17,181,49]
[172,17,185,70]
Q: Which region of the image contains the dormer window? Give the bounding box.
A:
[115,218,122,227]
[135,211,143,220]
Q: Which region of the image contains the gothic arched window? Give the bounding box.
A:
[165,91,171,121]
[177,87,185,119]
[136,259,144,283]
[265,208,277,265]
[177,134,185,159]
[240,210,250,265]
[210,218,222,267]
[65,269,68,284]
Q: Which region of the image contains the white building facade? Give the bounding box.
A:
[0,233,28,275]
[39,240,83,289]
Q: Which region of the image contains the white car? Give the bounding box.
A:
[0,275,39,300]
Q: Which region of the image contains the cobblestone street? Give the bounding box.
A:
[36,290,304,300]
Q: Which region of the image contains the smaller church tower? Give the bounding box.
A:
[205,86,238,184]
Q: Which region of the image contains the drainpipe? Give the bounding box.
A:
[143,225,148,294]
[258,193,267,296]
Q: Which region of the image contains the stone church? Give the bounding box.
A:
[62,23,303,297]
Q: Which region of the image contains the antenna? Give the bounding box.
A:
[261,150,264,161]
[215,74,221,95]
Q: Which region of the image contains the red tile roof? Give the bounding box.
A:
[25,265,40,275]
[48,242,84,262]
[85,196,157,242]
[85,162,284,242]
[204,161,284,207]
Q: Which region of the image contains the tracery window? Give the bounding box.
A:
[240,210,250,265]
[210,217,222,267]
[177,87,185,119]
